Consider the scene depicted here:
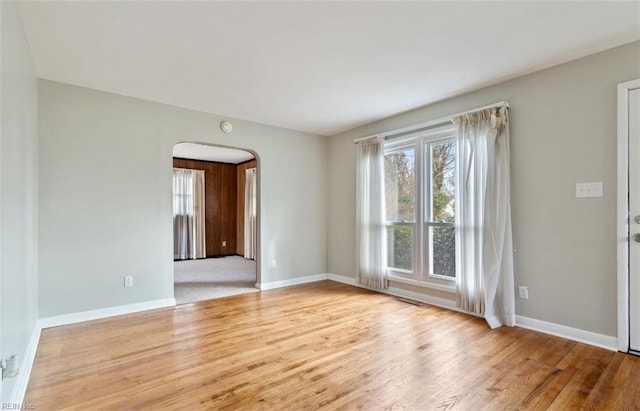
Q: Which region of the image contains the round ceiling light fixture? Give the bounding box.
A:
[220,120,233,134]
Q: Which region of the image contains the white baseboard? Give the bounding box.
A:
[516,315,618,352]
[327,273,357,285]
[327,273,464,313]
[257,274,328,291]
[7,324,41,406]
[38,298,176,329]
[385,285,460,311]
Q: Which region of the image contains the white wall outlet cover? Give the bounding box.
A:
[220,120,233,134]
[518,286,529,299]
[1,354,19,379]
[575,182,603,198]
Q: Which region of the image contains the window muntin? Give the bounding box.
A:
[384,125,457,283]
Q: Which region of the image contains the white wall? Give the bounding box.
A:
[0,0,39,402]
[38,80,327,318]
[328,41,640,337]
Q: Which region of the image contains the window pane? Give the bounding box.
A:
[429,225,456,277]
[173,170,194,217]
[430,140,455,223]
[387,225,413,271]
[385,148,415,222]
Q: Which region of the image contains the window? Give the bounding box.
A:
[384,125,457,284]
[385,145,415,272]
[173,168,195,218]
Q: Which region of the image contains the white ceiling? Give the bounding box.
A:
[173,143,254,164]
[17,1,640,136]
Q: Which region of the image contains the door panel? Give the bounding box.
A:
[629,88,640,351]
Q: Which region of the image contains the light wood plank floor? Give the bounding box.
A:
[26,281,640,410]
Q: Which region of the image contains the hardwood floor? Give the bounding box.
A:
[25,281,640,410]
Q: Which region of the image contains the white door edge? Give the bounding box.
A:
[617,78,640,353]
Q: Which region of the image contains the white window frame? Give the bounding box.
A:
[384,124,457,292]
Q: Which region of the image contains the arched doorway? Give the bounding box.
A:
[172,142,260,304]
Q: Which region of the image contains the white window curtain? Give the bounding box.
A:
[454,107,515,328]
[244,167,257,260]
[356,136,388,289]
[173,168,206,260]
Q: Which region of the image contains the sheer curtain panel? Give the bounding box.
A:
[454,107,515,328]
[192,170,206,259]
[355,136,388,289]
[173,168,206,260]
[244,167,257,260]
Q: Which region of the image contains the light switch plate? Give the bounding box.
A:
[576,182,603,198]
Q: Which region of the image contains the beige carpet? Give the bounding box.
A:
[174,256,258,305]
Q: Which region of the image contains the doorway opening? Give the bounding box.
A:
[172,142,259,305]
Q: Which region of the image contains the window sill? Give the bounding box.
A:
[388,274,456,294]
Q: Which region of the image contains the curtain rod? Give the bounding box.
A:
[353,101,510,143]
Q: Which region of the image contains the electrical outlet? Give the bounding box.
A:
[124,276,133,288]
[518,286,529,299]
[1,355,19,379]
[270,259,277,268]
[222,240,227,247]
